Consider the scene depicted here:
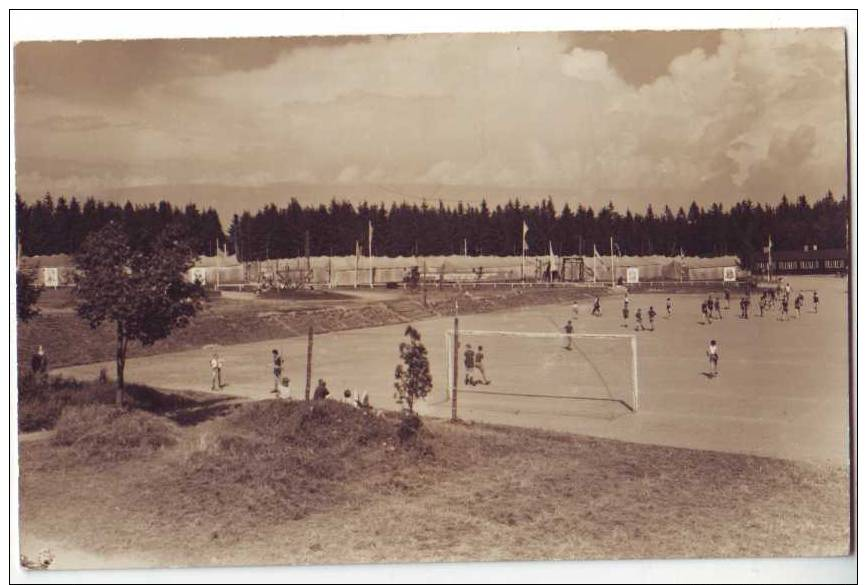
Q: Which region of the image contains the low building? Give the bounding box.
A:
[752,248,848,276]
[18,254,76,287]
[187,253,246,288]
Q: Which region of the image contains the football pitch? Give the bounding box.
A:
[55,275,850,464]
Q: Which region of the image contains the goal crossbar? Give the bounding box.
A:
[446,329,639,412]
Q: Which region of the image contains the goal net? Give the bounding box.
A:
[445,329,639,412]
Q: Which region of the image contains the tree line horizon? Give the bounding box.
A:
[16,191,849,265]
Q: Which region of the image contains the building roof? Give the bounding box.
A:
[752,248,847,261]
[18,254,74,269]
[193,253,242,268]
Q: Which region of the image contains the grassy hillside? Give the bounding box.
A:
[18,286,604,370]
[19,391,850,569]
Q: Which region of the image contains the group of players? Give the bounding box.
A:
[559,279,821,379]
[699,282,819,325]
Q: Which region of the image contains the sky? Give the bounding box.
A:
[14,28,849,221]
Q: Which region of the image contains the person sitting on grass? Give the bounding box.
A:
[279,377,292,400]
[313,378,330,400]
[354,390,373,412]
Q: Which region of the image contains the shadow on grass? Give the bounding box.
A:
[18,375,245,433]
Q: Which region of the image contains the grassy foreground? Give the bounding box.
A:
[18,389,850,569]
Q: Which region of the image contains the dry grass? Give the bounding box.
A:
[51,404,179,466]
[18,399,849,569]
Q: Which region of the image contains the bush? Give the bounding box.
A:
[52,404,178,464]
[397,411,423,443]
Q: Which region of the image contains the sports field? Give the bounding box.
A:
[55,275,850,464]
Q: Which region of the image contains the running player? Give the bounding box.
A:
[591,296,602,317]
[572,301,580,319]
[780,296,789,321]
[647,306,656,331]
[622,302,630,328]
[707,340,719,377]
[794,294,803,318]
[474,346,490,385]
[813,290,820,313]
[724,289,731,310]
[463,344,476,386]
[666,297,672,317]
[634,308,645,331]
[701,300,710,325]
[563,320,574,350]
[714,297,722,319]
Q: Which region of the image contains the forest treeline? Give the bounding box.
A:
[16,191,848,265]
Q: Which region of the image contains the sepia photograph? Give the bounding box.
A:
[11,9,855,580]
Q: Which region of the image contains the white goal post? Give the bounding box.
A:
[446,329,639,413]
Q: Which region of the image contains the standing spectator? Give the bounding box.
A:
[210,352,221,391]
[313,379,330,400]
[474,346,491,385]
[563,320,574,350]
[463,344,476,386]
[31,345,47,377]
[271,349,284,395]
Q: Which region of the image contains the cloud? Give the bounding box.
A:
[14,29,848,215]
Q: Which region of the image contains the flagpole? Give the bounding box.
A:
[767,235,773,283]
[610,236,615,287]
[592,245,597,283]
[369,221,374,289]
[354,240,359,289]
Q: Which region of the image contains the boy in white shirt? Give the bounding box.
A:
[707,340,719,377]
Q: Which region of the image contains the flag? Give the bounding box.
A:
[548,240,557,266]
[522,221,529,253]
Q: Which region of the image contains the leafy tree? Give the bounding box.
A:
[393,325,432,414]
[16,270,42,322]
[74,221,204,404]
